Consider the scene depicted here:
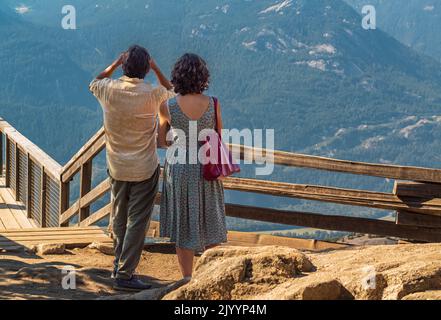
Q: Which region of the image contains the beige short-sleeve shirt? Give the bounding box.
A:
[90,76,175,182]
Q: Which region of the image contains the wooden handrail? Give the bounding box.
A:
[3,121,441,242]
[0,118,63,228]
[61,126,441,184]
[0,118,62,181]
[230,144,441,184]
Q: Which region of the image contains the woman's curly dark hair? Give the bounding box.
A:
[171,53,210,95]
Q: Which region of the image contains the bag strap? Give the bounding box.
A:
[213,97,220,135]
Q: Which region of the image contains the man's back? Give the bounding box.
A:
[90,76,174,182]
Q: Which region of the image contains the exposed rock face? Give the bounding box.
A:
[163,244,441,300]
[164,246,315,300]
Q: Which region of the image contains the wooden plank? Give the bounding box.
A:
[80,178,110,210]
[0,238,112,250]
[0,118,62,181]
[0,226,103,233]
[0,186,34,229]
[79,203,111,227]
[79,162,93,222]
[223,176,441,216]
[0,229,106,238]
[26,154,32,218]
[0,234,110,243]
[394,181,441,199]
[14,142,19,201]
[61,134,106,183]
[227,231,348,251]
[59,200,80,225]
[0,131,3,177]
[40,167,47,227]
[61,127,105,180]
[0,195,21,229]
[59,181,70,227]
[225,203,441,243]
[230,144,441,184]
[396,211,441,229]
[5,135,10,187]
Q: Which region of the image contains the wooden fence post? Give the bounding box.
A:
[59,181,70,227]
[14,142,19,201]
[40,167,47,228]
[26,153,32,219]
[79,161,93,223]
[5,136,10,187]
[0,132,3,177]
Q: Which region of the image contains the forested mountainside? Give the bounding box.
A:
[345,0,441,62]
[1,0,441,225]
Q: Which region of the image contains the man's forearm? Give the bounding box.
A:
[152,64,173,90]
[96,55,124,80]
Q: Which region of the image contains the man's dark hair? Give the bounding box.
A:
[171,53,210,95]
[122,45,151,79]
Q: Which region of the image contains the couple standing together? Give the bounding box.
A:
[90,45,228,291]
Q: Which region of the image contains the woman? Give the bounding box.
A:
[158,53,228,280]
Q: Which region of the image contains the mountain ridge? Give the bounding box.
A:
[1,0,441,223]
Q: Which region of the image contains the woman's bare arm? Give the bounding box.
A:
[158,101,172,148]
[216,100,224,134]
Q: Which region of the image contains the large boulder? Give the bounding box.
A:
[163,246,315,300]
[162,244,441,300]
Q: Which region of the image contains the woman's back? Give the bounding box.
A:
[167,95,215,149]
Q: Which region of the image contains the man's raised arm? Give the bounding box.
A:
[150,59,173,91]
[95,53,126,80]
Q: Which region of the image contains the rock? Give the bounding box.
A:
[402,291,441,300]
[31,244,66,255]
[163,246,315,300]
[162,244,441,300]
[88,242,114,256]
[100,278,190,301]
[256,276,351,300]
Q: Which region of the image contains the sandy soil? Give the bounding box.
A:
[0,244,192,300]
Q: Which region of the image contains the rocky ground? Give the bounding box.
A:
[1,242,441,300]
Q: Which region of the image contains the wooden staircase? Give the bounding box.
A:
[0,176,37,230]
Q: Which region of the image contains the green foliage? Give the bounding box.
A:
[1,0,441,231]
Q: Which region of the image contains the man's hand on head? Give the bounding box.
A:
[117,52,128,67]
[95,52,127,80]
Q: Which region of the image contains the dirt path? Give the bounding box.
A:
[0,245,190,300]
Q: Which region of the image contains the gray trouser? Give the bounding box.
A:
[110,166,160,280]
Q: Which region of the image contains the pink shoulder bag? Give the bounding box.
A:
[203,97,240,181]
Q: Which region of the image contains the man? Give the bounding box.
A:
[90,45,175,291]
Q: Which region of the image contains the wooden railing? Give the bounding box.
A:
[2,118,441,242]
[0,119,62,227]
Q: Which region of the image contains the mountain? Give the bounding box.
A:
[0,6,100,161]
[345,0,441,62]
[1,0,441,222]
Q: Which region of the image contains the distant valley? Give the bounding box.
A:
[1,0,441,229]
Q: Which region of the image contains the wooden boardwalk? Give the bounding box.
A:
[0,227,112,251]
[0,176,37,230]
[0,175,112,252]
